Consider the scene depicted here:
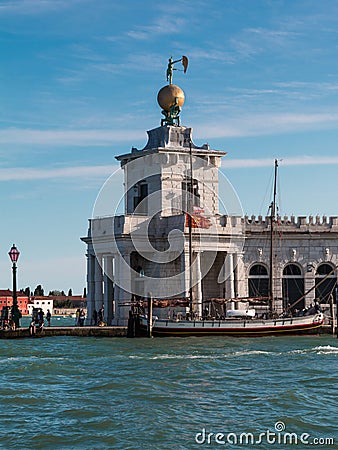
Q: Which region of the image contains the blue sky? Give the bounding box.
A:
[1,0,338,294]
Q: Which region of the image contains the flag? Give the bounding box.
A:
[185,213,212,228]
[182,55,188,73]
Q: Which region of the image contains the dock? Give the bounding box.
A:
[0,326,128,339]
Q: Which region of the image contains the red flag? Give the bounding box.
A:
[185,213,212,228]
[182,55,188,73]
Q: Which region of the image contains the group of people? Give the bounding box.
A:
[92,306,105,326]
[1,306,14,330]
[280,299,322,318]
[0,306,23,330]
[75,308,86,326]
[29,308,52,335]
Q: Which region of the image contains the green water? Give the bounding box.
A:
[0,335,337,449]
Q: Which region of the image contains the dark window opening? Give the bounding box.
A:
[182,178,200,212]
[133,182,148,214]
[248,264,269,297]
[283,264,302,276]
[249,264,268,276]
[316,263,334,275]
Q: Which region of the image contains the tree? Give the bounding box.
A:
[68,288,73,297]
[54,299,72,308]
[49,290,62,296]
[34,285,44,296]
[24,287,31,297]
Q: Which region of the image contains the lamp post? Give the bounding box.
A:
[8,244,21,329]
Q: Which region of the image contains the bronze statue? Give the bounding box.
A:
[166,55,188,84]
[158,55,188,126]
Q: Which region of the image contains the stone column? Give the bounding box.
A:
[225,253,235,299]
[274,264,283,314]
[233,252,247,298]
[304,269,316,307]
[112,252,131,326]
[112,254,121,325]
[94,254,103,313]
[193,252,203,317]
[103,255,114,325]
[86,251,95,325]
[184,249,190,299]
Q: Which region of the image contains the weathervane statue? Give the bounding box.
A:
[157,55,188,126]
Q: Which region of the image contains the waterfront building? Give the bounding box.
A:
[0,290,29,315]
[27,297,54,316]
[81,60,338,326]
[28,295,86,316]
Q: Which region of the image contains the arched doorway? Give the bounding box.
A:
[282,264,304,312]
[315,263,337,305]
[248,264,269,298]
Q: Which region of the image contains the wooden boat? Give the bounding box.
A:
[137,158,326,337]
[139,312,324,337]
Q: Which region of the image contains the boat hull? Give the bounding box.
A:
[139,314,324,337]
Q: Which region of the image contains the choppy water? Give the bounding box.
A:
[0,335,337,449]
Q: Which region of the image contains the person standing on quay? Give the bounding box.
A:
[75,308,80,326]
[98,306,104,326]
[79,309,85,327]
[46,309,51,327]
[93,309,98,326]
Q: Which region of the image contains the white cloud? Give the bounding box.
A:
[2,109,338,149]
[2,155,338,183]
[0,128,144,145]
[0,0,73,14]
[0,164,120,181]
[125,7,188,40]
[222,156,338,169]
[194,111,338,139]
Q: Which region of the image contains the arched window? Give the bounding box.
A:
[248,263,269,298]
[283,264,301,276]
[315,263,336,304]
[282,264,304,311]
[250,264,268,276]
[316,263,333,275]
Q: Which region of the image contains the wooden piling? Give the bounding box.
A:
[329,294,336,336]
[147,293,153,338]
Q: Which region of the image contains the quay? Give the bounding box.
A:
[0,326,127,339]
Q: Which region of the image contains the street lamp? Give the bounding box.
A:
[8,244,21,329]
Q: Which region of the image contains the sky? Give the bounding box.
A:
[1,0,338,294]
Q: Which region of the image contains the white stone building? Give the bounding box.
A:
[81,123,338,325]
[81,59,338,325]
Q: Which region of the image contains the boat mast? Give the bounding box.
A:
[269,159,278,315]
[188,139,193,317]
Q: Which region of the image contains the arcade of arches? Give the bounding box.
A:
[248,262,336,311]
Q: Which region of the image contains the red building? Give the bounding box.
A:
[0,290,29,315]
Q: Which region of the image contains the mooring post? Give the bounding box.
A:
[336,288,338,339]
[147,292,153,338]
[329,294,336,336]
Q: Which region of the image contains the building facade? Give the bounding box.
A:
[81,125,338,325]
[0,290,29,315]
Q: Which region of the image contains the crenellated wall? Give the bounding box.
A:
[244,215,338,232]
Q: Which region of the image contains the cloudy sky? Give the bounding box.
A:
[1,0,338,294]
